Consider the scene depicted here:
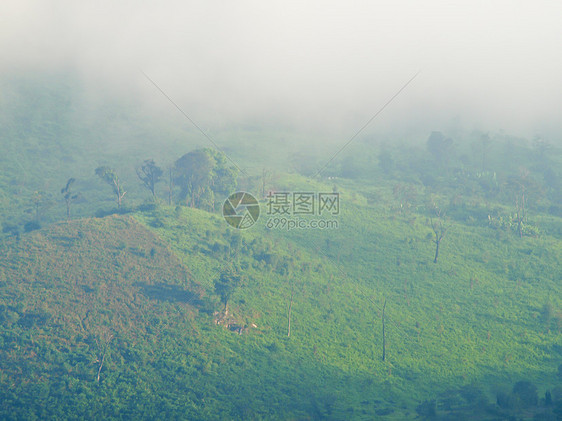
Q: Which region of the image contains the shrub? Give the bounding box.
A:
[512,381,538,407]
[416,399,436,416]
[24,221,41,232]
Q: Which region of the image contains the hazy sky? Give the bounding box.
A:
[2,0,562,138]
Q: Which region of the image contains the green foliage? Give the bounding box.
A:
[173,148,238,210]
[214,267,243,311]
[0,73,561,419]
[136,159,163,200]
[426,130,454,167]
[95,166,126,208]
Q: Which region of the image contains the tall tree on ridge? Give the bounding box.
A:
[136,159,163,201]
[95,166,126,208]
[61,178,80,220]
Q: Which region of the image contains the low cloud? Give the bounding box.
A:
[2,0,561,140]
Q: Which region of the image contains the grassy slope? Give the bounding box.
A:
[0,213,396,419]
[0,180,561,419]
[1,73,561,419]
[136,187,561,417]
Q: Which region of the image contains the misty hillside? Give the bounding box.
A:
[2,2,562,418]
[0,72,561,420]
[1,192,561,419]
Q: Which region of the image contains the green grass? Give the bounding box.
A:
[1,71,561,419]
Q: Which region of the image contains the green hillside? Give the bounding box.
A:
[1,197,561,419]
[1,72,562,419]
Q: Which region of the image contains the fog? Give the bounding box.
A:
[2,0,562,139]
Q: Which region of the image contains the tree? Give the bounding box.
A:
[261,168,273,199]
[61,178,80,220]
[173,148,238,210]
[512,381,538,408]
[212,150,238,200]
[174,149,214,208]
[382,298,387,361]
[214,267,242,313]
[2,223,20,239]
[136,159,163,201]
[426,131,454,167]
[92,327,113,383]
[95,166,126,208]
[167,167,174,206]
[287,274,296,338]
[470,132,492,171]
[506,168,542,238]
[27,190,53,224]
[430,208,450,263]
[378,149,394,175]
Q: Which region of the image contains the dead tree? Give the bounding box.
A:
[287,280,295,338]
[382,299,387,361]
[61,179,80,220]
[168,167,174,206]
[430,209,450,264]
[94,329,114,382]
[261,168,271,199]
[510,168,532,238]
[95,166,126,208]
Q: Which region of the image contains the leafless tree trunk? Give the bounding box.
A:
[97,350,106,383]
[287,282,295,338]
[116,185,126,208]
[514,181,527,238]
[433,239,440,264]
[515,194,524,237]
[94,329,113,383]
[431,209,450,263]
[260,167,275,199]
[168,168,174,206]
[382,299,387,361]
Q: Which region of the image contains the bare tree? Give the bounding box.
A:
[93,328,113,383]
[95,166,126,208]
[511,168,530,238]
[430,209,450,263]
[287,279,295,338]
[382,299,387,361]
[261,168,273,199]
[507,168,544,238]
[168,167,174,206]
[61,179,80,220]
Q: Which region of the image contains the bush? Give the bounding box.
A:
[24,221,41,232]
[2,223,20,238]
[149,218,165,228]
[512,381,538,407]
[497,391,515,409]
[416,399,436,416]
